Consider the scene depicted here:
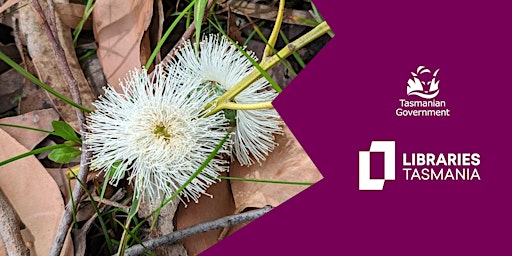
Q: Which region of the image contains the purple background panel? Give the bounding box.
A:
[202,1,512,255]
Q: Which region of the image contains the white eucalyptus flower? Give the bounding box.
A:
[170,34,282,166]
[85,65,230,203]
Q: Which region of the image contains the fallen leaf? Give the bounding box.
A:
[137,196,187,256]
[220,0,316,27]
[227,6,244,45]
[229,123,322,213]
[0,108,60,150]
[17,60,55,115]
[54,2,93,30]
[176,179,236,255]
[0,42,20,75]
[93,0,154,91]
[46,168,74,203]
[0,128,73,255]
[17,0,96,131]
[0,66,23,113]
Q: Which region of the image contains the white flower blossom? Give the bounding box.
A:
[85,65,230,203]
[170,34,282,165]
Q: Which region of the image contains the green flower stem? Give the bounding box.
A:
[218,176,314,186]
[0,51,92,113]
[0,144,69,167]
[206,21,332,116]
[262,0,285,62]
[220,101,273,110]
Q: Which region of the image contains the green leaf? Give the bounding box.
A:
[49,146,81,164]
[52,121,81,143]
[194,0,208,52]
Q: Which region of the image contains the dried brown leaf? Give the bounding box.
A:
[93,0,153,91]
[46,168,73,204]
[176,180,236,255]
[227,6,243,45]
[17,0,96,131]
[0,108,60,150]
[230,124,322,211]
[0,66,23,113]
[138,197,187,256]
[0,128,73,256]
[54,2,93,30]
[221,0,316,27]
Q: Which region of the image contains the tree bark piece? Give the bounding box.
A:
[0,188,29,256]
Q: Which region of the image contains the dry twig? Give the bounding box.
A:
[28,1,90,255]
[119,205,272,256]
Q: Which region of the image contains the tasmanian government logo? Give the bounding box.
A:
[358,141,481,191]
[407,66,440,99]
[396,65,451,117]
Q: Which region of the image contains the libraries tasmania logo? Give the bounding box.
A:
[358,141,481,191]
[358,141,395,190]
[396,65,451,117]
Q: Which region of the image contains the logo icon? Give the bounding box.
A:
[359,141,395,190]
[407,66,440,99]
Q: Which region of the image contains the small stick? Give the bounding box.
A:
[119,206,272,256]
[28,1,90,256]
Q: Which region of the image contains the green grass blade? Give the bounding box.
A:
[73,0,98,45]
[243,20,266,47]
[0,123,58,136]
[73,170,114,254]
[77,49,96,61]
[145,0,196,69]
[67,176,79,229]
[150,132,231,228]
[279,30,306,68]
[244,19,297,76]
[194,0,209,52]
[117,195,140,256]
[0,144,68,167]
[0,50,92,113]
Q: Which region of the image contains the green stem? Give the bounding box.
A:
[218,176,314,186]
[0,144,69,167]
[206,21,332,116]
[262,0,285,61]
[221,102,273,110]
[0,51,92,113]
